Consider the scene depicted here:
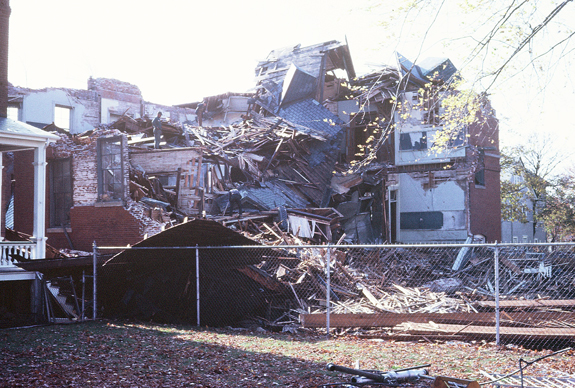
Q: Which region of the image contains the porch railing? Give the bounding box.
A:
[0,241,36,270]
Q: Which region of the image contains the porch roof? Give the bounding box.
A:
[0,117,59,151]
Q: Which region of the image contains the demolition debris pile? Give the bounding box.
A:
[239,229,575,341]
[105,110,340,221]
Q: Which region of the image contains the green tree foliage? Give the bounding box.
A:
[540,176,575,241]
[501,136,572,240]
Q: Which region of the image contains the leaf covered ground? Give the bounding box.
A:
[1,320,574,387]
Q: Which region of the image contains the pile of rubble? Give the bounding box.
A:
[101,110,341,226]
[227,231,575,341]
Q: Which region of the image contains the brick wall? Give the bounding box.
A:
[88,77,142,104]
[469,154,502,242]
[0,0,10,117]
[48,129,130,205]
[13,130,151,253]
[468,98,500,242]
[468,100,499,150]
[47,205,144,252]
[46,130,140,251]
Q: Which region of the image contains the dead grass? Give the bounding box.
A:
[1,320,573,387]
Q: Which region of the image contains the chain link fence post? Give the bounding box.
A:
[326,246,331,338]
[196,245,200,327]
[494,242,500,346]
[92,241,97,320]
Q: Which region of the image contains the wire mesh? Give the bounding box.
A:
[94,242,575,349]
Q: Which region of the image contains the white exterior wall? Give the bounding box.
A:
[21,89,98,134]
[394,91,466,166]
[501,221,546,243]
[500,174,547,242]
[100,97,141,124]
[394,172,468,242]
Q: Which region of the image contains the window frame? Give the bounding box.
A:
[7,106,20,121]
[49,157,73,228]
[97,136,125,202]
[54,105,72,131]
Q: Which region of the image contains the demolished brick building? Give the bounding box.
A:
[7,40,500,253]
[0,34,502,327]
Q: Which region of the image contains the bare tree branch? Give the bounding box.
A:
[482,0,574,91]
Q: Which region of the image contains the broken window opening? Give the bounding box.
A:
[422,109,439,125]
[428,126,466,150]
[97,136,124,201]
[7,106,19,121]
[475,168,485,187]
[157,174,178,188]
[109,111,133,123]
[448,127,466,148]
[399,131,427,151]
[348,112,379,161]
[54,105,72,131]
[474,149,485,187]
[49,158,73,227]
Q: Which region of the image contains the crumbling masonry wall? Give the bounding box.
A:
[14,130,162,252]
[47,130,149,251]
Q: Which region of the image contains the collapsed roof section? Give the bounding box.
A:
[45,100,342,223]
[255,40,355,115]
[280,65,318,108]
[342,52,459,111]
[395,52,458,87]
[255,40,356,86]
[29,40,494,247]
[348,65,400,103]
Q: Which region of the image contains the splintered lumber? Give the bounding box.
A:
[262,223,282,239]
[301,312,497,328]
[237,266,287,293]
[300,311,575,328]
[359,284,384,309]
[500,257,522,275]
[482,373,575,388]
[477,299,575,309]
[392,322,575,340]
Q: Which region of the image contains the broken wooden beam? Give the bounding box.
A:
[391,322,575,340]
[300,311,575,328]
[477,299,575,309]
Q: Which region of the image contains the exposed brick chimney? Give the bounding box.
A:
[0,0,10,118]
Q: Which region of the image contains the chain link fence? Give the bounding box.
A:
[93,242,575,349]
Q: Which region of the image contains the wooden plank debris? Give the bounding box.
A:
[477,299,575,308]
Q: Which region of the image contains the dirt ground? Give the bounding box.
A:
[1,320,573,387]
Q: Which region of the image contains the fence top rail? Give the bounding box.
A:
[93,241,575,251]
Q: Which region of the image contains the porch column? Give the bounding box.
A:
[32,142,48,259]
[0,151,3,240]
